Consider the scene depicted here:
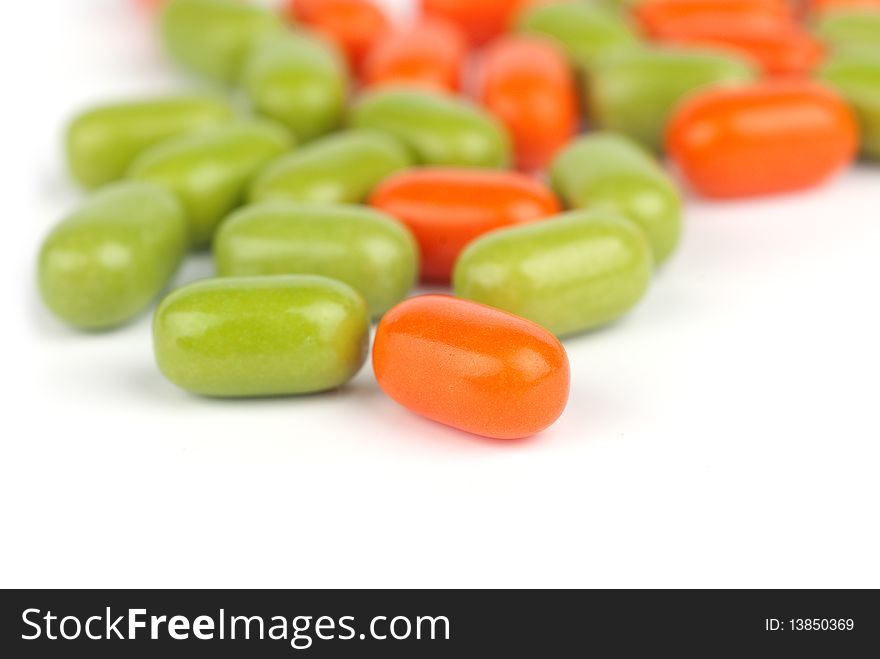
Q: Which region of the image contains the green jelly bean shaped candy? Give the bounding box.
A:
[517,2,638,69]
[813,10,880,55]
[249,130,411,204]
[214,202,418,317]
[551,133,682,265]
[160,0,283,84]
[128,120,292,248]
[350,89,511,168]
[590,46,757,151]
[819,51,880,159]
[241,33,348,143]
[453,210,652,337]
[66,96,235,190]
[38,182,187,331]
[153,275,369,397]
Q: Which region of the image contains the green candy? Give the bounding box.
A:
[249,130,411,204]
[517,2,638,69]
[66,96,234,190]
[160,0,283,84]
[153,275,369,397]
[819,51,880,160]
[551,133,682,265]
[813,10,880,54]
[241,33,348,143]
[38,182,187,331]
[214,202,418,317]
[128,120,292,248]
[454,210,653,337]
[589,46,757,151]
[350,89,511,168]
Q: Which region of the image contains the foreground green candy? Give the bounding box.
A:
[517,2,637,69]
[454,210,652,337]
[589,46,756,151]
[38,182,187,330]
[153,275,369,397]
[214,202,418,317]
[128,120,292,247]
[241,33,347,143]
[350,89,511,168]
[819,51,880,160]
[813,10,880,55]
[551,133,682,265]
[66,96,234,190]
[160,0,283,84]
[249,130,411,204]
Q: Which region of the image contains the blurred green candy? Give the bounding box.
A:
[153,275,369,397]
[38,182,187,330]
[819,51,880,160]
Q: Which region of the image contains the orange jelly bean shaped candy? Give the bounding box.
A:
[373,296,570,440]
[635,0,794,37]
[478,36,579,171]
[666,81,859,198]
[369,168,561,283]
[286,0,391,71]
[419,0,532,46]
[362,19,467,93]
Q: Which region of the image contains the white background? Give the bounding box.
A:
[1,0,878,589]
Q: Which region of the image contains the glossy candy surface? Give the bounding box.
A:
[214,202,418,317]
[285,0,391,71]
[477,36,579,172]
[240,33,347,143]
[666,81,860,198]
[819,51,880,159]
[350,89,511,168]
[39,182,187,330]
[362,19,467,92]
[454,210,653,337]
[66,96,234,190]
[249,130,411,204]
[373,295,570,439]
[161,0,283,84]
[589,46,757,151]
[128,120,291,247]
[154,275,369,397]
[370,168,560,282]
[551,133,682,265]
[420,0,531,46]
[635,0,794,37]
[517,2,638,69]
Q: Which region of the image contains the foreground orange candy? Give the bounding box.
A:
[286,0,391,71]
[667,81,859,198]
[370,168,561,282]
[362,19,467,92]
[373,296,570,440]
[419,0,532,46]
[478,36,579,171]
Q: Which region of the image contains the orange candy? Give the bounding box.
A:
[477,37,579,171]
[809,0,880,13]
[362,19,467,92]
[285,0,391,71]
[653,24,825,77]
[373,296,570,440]
[666,81,859,198]
[370,168,561,282]
[419,0,533,46]
[635,0,795,37]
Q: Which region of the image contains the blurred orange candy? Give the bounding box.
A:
[362,19,467,92]
[653,23,825,77]
[419,0,535,46]
[478,36,579,171]
[635,0,795,37]
[286,0,391,71]
[809,0,880,13]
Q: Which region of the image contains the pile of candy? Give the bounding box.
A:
[38,0,880,439]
